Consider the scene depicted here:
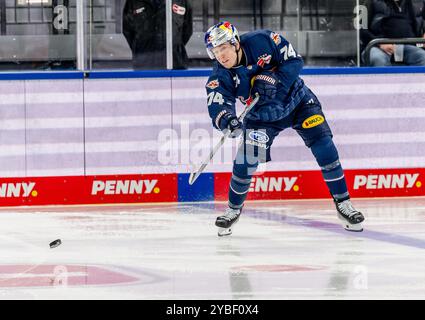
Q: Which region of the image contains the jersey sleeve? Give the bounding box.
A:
[263,31,304,97]
[205,70,237,130]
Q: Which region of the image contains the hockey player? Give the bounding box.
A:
[204,22,365,236]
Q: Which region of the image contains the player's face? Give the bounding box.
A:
[212,43,238,68]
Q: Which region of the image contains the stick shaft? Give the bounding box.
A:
[188,95,260,185]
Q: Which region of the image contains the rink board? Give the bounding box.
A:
[0,174,177,206]
[0,168,423,206]
[0,70,425,206]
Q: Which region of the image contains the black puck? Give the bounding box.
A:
[49,239,62,249]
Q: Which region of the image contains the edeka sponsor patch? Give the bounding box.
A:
[302,115,324,129]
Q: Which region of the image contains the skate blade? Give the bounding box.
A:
[338,215,363,232]
[218,227,233,237]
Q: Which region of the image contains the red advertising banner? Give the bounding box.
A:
[215,168,425,201]
[0,168,423,207]
[346,168,424,198]
[214,170,328,201]
[0,174,178,207]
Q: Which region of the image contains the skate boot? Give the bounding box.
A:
[335,198,365,232]
[215,207,242,237]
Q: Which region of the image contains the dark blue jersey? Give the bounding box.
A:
[206,29,308,128]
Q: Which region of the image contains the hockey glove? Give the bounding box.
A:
[251,71,280,105]
[219,112,243,138]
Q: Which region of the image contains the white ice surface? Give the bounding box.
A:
[0,198,424,300]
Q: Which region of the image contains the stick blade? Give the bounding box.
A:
[188,172,196,185]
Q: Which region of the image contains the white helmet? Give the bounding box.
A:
[204,21,240,60]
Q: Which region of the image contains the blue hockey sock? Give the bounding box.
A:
[310,136,350,202]
[228,173,252,209]
[228,151,259,209]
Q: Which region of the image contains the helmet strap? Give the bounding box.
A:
[233,43,243,67]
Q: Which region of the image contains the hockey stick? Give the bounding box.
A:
[188,94,260,185]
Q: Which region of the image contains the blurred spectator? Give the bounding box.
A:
[123,0,193,69]
[361,0,425,66]
[413,0,425,28]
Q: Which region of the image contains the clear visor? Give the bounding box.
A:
[206,29,234,60]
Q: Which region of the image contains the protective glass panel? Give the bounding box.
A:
[188,0,359,68]
[0,0,77,71]
[88,0,168,70]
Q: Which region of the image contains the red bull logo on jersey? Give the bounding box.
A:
[257,54,272,67]
[302,115,324,129]
[353,174,421,190]
[270,32,281,45]
[91,180,159,195]
[0,182,36,198]
[249,177,298,192]
[206,79,220,89]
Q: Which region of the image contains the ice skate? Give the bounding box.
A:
[335,199,365,232]
[216,207,242,237]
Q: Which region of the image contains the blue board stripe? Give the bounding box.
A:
[178,173,215,202]
[1,66,424,81]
